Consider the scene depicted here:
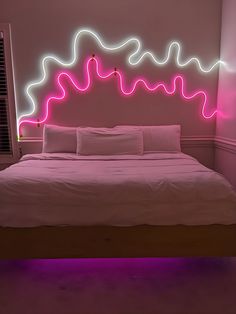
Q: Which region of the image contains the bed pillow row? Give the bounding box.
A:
[42,125,143,155]
[42,124,181,154]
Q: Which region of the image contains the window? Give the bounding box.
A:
[0,24,18,163]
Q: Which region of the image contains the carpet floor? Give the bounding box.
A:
[0,258,236,314]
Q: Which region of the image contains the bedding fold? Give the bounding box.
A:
[0,152,235,227]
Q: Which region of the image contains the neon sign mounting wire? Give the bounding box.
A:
[18,56,217,135]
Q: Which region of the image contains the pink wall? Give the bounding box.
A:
[1,0,223,167]
[215,0,236,187]
[217,0,236,140]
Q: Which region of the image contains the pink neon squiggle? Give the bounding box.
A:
[18,57,217,132]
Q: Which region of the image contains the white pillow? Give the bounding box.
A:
[116,125,181,152]
[76,127,143,155]
[42,124,77,153]
[142,125,181,152]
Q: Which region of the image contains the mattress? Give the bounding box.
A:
[0,152,235,227]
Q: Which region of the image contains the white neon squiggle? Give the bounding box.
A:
[17,28,224,136]
[129,43,226,72]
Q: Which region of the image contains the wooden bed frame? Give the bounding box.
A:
[1,224,236,259]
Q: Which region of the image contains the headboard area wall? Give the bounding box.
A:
[0,0,223,168]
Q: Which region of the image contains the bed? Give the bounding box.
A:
[0,149,236,258]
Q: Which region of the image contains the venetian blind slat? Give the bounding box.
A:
[0,32,12,155]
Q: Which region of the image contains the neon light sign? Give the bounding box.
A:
[17,28,223,137]
[18,56,217,134]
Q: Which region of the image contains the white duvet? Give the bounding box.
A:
[0,152,235,227]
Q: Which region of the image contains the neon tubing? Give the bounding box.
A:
[18,56,217,134]
[17,28,224,136]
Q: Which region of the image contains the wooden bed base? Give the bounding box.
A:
[0,225,236,259]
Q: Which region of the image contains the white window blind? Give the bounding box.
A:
[0,24,18,163]
[0,31,12,154]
